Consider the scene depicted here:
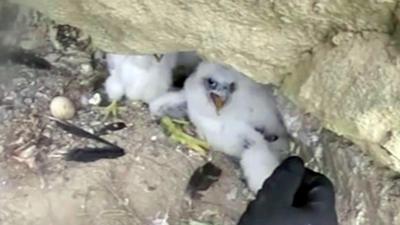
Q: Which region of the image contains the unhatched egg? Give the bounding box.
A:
[50,96,76,119]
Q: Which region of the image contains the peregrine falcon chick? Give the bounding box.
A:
[183,62,289,157]
[104,53,178,117]
[150,62,290,192]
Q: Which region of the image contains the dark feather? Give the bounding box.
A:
[51,117,116,147]
[50,117,126,162]
[64,147,125,162]
[95,122,127,136]
[0,48,52,70]
[186,162,222,199]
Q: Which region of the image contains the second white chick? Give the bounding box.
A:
[105,53,177,104]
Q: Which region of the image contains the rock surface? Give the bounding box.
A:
[276,93,400,225]
[11,0,400,171]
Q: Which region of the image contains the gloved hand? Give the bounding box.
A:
[238,156,338,225]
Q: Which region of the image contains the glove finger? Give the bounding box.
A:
[255,156,305,207]
[303,169,336,211]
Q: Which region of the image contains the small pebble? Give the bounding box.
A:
[50,96,76,119]
[88,93,102,105]
[90,121,102,126]
[226,187,238,201]
[123,198,130,206]
[23,98,33,105]
[80,63,93,75]
[151,136,158,141]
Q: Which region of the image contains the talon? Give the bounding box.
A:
[160,117,209,155]
[104,100,119,119]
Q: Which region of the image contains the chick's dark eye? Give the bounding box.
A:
[206,77,218,89]
[265,135,279,142]
[229,82,236,92]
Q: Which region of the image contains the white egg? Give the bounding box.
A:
[50,96,76,119]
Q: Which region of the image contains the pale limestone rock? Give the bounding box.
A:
[11,0,396,82]
[283,32,400,171]
[10,0,400,170]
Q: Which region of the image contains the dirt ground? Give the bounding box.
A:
[0,3,252,225]
[0,99,250,225]
[1,2,400,225]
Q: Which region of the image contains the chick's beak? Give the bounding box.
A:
[210,93,225,113]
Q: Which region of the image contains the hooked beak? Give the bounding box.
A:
[210,93,226,113]
[153,54,164,62]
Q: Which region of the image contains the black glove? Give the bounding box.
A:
[238,156,338,225]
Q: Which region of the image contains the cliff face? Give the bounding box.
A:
[12,0,400,172]
[5,0,400,224]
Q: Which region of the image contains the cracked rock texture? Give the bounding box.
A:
[11,0,400,172]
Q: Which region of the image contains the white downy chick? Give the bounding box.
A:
[150,61,289,193]
[183,62,289,157]
[105,53,178,104]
